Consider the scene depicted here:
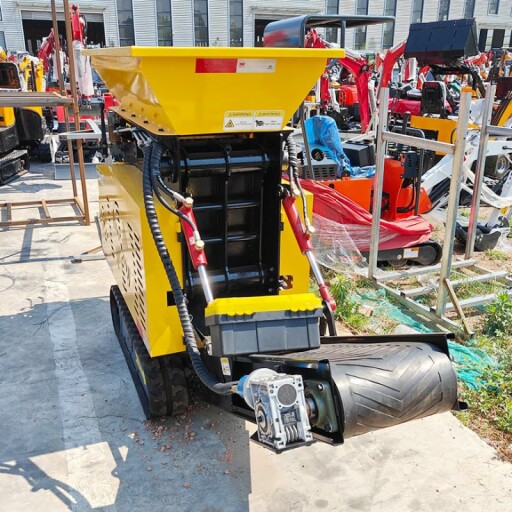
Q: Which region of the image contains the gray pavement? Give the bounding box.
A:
[1,165,511,512]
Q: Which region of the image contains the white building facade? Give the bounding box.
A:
[0,0,511,53]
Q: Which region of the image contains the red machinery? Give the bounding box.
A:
[265,15,442,266]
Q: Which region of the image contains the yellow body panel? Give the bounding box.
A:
[0,107,15,127]
[84,46,344,136]
[497,101,512,127]
[205,294,321,317]
[98,162,185,357]
[411,115,479,153]
[98,163,316,357]
[279,188,313,296]
[18,57,44,92]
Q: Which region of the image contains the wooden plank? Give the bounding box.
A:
[0,198,77,208]
[41,199,51,219]
[444,279,473,336]
[0,215,85,228]
[45,198,76,205]
[73,197,85,215]
[0,200,43,207]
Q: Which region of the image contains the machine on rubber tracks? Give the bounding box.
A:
[86,44,462,452]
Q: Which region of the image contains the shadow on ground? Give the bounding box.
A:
[0,297,253,511]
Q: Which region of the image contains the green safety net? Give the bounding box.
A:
[353,289,496,390]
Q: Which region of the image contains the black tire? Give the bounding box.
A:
[110,286,121,339]
[159,357,188,416]
[110,285,189,419]
[484,154,511,180]
[21,154,30,172]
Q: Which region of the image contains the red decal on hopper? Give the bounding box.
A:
[195,59,238,73]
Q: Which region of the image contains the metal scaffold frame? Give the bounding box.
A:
[0,0,90,228]
[368,85,512,336]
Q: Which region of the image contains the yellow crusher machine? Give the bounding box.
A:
[86,45,462,452]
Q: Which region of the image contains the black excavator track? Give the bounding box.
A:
[0,149,28,186]
[110,286,189,419]
[246,334,459,443]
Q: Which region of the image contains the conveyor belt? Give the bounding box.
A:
[250,335,459,441]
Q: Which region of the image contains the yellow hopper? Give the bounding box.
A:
[83,47,344,136]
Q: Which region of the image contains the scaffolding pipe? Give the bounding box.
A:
[368,87,389,279]
[51,0,79,199]
[63,0,90,225]
[435,90,472,316]
[464,83,496,259]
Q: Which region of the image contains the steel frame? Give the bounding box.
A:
[368,85,512,336]
[0,0,90,229]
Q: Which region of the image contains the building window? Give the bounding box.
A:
[463,0,475,18]
[325,0,339,43]
[478,29,488,52]
[488,0,500,15]
[438,0,450,21]
[229,0,243,47]
[194,0,209,46]
[491,29,505,48]
[354,0,368,50]
[410,0,424,24]
[0,4,3,22]
[382,0,397,49]
[117,0,135,46]
[0,32,5,49]
[156,0,173,46]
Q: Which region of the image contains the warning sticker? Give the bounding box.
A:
[254,110,285,131]
[223,110,285,131]
[404,247,419,259]
[223,110,255,131]
[236,59,276,73]
[220,357,231,376]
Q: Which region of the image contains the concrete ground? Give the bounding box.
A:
[1,164,511,512]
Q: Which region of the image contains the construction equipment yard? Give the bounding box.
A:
[0,166,511,511]
[3,6,512,511]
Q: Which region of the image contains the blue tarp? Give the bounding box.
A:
[305,115,375,178]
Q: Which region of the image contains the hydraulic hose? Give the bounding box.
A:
[142,140,235,395]
[285,133,311,230]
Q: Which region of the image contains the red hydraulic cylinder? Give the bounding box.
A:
[179,199,213,304]
[178,202,207,270]
[282,193,336,312]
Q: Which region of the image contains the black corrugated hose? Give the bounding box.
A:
[285,134,310,224]
[142,141,236,395]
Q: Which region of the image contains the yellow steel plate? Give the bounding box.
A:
[84,47,344,136]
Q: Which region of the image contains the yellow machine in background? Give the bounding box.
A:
[18,55,45,93]
[0,56,51,185]
[86,45,460,452]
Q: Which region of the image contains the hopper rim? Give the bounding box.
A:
[83,46,345,59]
